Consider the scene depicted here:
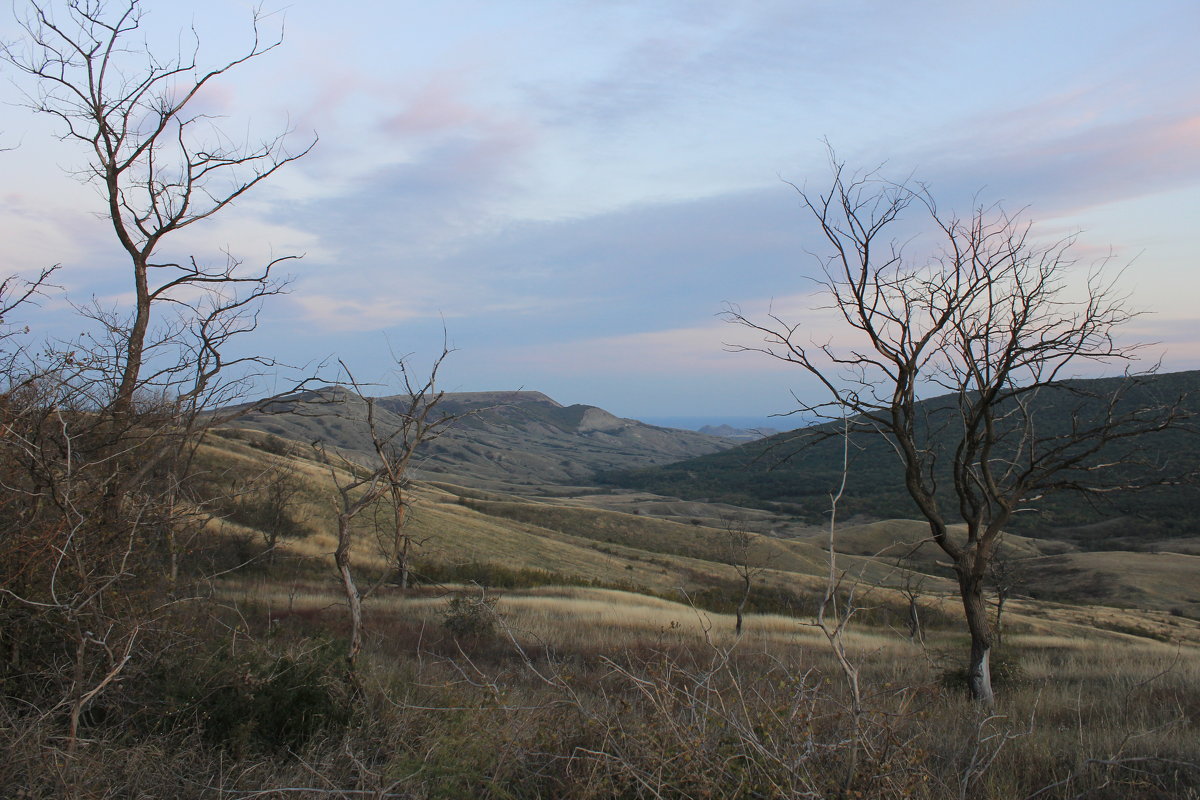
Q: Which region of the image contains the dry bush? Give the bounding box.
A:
[2,591,1198,799]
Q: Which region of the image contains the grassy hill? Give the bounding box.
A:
[197,427,1200,625]
[14,409,1198,799]
[225,387,735,489]
[603,370,1200,548]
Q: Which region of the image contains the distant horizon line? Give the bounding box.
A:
[637,414,807,433]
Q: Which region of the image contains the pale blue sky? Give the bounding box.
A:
[2,1,1198,420]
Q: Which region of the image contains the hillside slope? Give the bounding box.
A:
[604,370,1200,547]
[226,387,734,489]
[198,430,1200,634]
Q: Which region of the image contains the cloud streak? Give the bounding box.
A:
[4,0,1200,417]
[913,112,1200,219]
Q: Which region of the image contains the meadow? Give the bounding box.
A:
[8,576,1198,799]
[4,430,1197,798]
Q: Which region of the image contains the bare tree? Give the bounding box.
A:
[0,0,312,750]
[987,539,1025,647]
[896,556,928,645]
[715,516,770,636]
[0,355,159,754]
[0,267,57,395]
[2,0,315,419]
[316,347,461,686]
[814,417,866,790]
[0,0,319,583]
[369,350,460,591]
[253,454,306,565]
[727,154,1187,703]
[1,0,317,556]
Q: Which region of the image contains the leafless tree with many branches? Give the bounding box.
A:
[2,0,316,419]
[0,0,313,752]
[316,345,463,687]
[715,515,772,636]
[726,153,1189,703]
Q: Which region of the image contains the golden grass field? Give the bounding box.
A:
[200,429,1200,649]
[124,430,1192,798]
[5,430,1196,799]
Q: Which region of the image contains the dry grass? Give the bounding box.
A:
[196,430,1200,657]
[198,576,1200,799]
[42,434,1178,798]
[224,575,1200,686]
[1021,550,1200,615]
[9,564,1198,799]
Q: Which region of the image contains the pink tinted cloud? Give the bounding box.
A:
[925,109,1200,219]
[291,66,362,135]
[1038,113,1200,179]
[1026,113,1200,214]
[379,72,488,137]
[370,70,538,186]
[1121,317,1200,371]
[503,295,841,378]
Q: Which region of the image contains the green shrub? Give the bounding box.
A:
[154,636,352,754]
[442,593,500,641]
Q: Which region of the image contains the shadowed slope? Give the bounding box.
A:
[226,387,735,489]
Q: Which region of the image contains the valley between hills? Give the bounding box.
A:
[161,370,1200,795]
[219,372,1200,628]
[10,369,1199,797]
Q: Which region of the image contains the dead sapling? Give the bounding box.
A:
[716,515,773,636]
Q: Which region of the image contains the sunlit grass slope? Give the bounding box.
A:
[196,429,1200,649]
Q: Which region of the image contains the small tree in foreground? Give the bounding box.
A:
[316,346,460,686]
[727,156,1188,703]
[987,539,1027,647]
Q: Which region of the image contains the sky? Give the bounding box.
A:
[1,0,1198,424]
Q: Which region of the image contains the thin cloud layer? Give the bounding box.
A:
[912,112,1200,219]
[2,0,1198,417]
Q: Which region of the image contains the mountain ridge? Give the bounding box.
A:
[602,369,1200,547]
[226,387,738,489]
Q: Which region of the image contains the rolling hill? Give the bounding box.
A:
[602,369,1200,548]
[203,372,1200,618]
[224,387,737,489]
[197,428,1200,628]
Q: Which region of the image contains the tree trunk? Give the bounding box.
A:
[334,515,363,691]
[113,254,151,420]
[994,589,1009,647]
[907,598,922,644]
[164,479,181,586]
[958,567,995,704]
[66,633,87,756]
[392,490,409,589]
[735,573,750,636]
[166,525,180,587]
[398,534,411,590]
